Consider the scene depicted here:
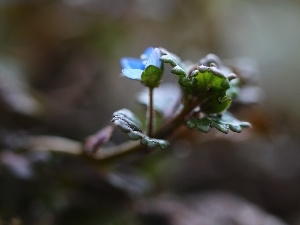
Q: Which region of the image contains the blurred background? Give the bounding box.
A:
[1,0,300,225]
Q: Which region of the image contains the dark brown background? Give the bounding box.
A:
[0,1,300,225]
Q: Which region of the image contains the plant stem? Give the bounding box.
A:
[92,141,142,162]
[93,98,200,162]
[154,97,199,139]
[147,87,154,137]
[28,98,201,163]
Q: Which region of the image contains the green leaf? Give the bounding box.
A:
[199,54,237,81]
[141,65,163,88]
[112,109,170,149]
[226,78,240,99]
[199,53,222,67]
[140,137,170,149]
[112,108,142,133]
[201,95,232,114]
[171,65,186,76]
[160,54,178,66]
[181,66,230,98]
[186,112,251,134]
[160,49,186,78]
[160,48,182,66]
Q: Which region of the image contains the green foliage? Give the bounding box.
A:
[112,109,142,134]
[113,47,256,150]
[186,112,251,134]
[161,51,235,114]
[160,51,185,77]
[111,109,170,149]
[200,95,232,114]
[226,78,240,99]
[184,66,230,97]
[178,66,232,114]
[171,65,186,76]
[160,48,182,69]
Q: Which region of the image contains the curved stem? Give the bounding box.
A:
[28,97,201,163]
[154,97,200,139]
[92,141,142,162]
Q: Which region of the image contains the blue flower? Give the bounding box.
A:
[120,47,162,80]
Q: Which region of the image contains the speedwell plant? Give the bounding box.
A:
[97,47,253,158]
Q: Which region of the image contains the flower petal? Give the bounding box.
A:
[120,57,144,69]
[145,48,162,68]
[122,69,143,80]
[141,47,155,60]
